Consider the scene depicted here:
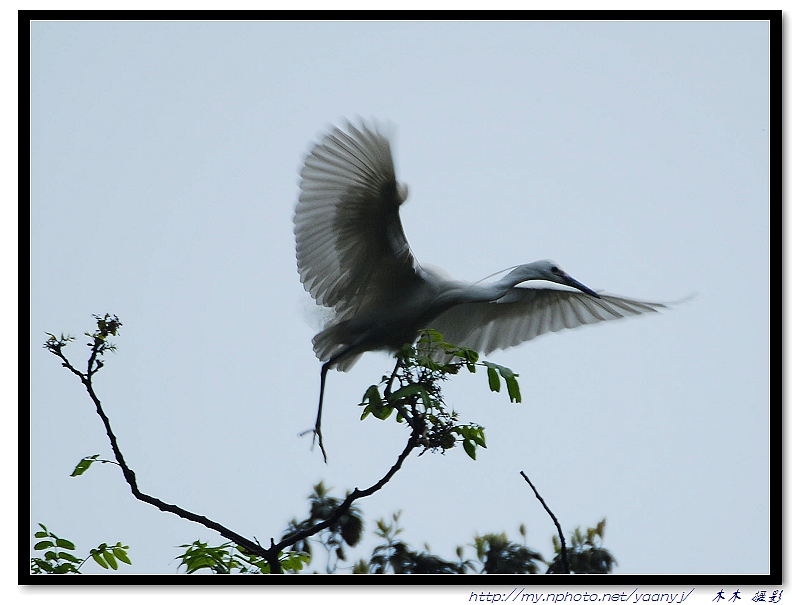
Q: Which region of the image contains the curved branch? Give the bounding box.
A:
[47,327,422,574]
[48,345,272,561]
[519,470,569,574]
[274,427,419,559]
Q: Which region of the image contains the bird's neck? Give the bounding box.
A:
[449,269,531,305]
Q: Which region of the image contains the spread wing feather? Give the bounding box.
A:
[294,121,419,317]
[431,288,668,355]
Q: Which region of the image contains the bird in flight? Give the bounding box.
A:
[294,119,671,461]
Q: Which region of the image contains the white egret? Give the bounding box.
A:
[295,120,671,461]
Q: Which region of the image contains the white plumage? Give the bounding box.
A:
[294,119,671,460]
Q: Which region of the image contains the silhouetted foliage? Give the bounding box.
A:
[282,482,364,573]
[548,519,615,574]
[475,532,545,574]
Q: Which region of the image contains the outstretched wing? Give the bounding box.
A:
[431,288,669,356]
[294,120,419,316]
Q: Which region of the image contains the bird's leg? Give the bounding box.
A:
[312,361,331,463]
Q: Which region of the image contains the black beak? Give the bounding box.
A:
[563,274,601,298]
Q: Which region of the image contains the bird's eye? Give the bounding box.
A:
[551,267,560,274]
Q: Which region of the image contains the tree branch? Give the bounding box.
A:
[47,343,273,561]
[46,321,422,574]
[519,470,569,574]
[274,426,419,557]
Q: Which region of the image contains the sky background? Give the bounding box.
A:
[28,19,771,581]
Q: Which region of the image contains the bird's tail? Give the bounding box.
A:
[312,322,363,372]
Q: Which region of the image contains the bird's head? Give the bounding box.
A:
[517,260,602,298]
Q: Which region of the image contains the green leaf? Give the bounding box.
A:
[34,531,48,539]
[463,439,476,460]
[366,385,381,405]
[33,558,53,573]
[70,459,92,476]
[92,551,108,569]
[55,538,75,550]
[34,540,54,551]
[497,366,522,403]
[505,374,522,402]
[71,454,101,477]
[387,384,424,402]
[487,366,501,392]
[58,552,81,563]
[113,548,131,565]
[282,556,303,572]
[53,562,79,574]
[103,550,118,570]
[360,386,383,420]
[187,554,219,573]
[484,363,523,402]
[375,404,393,420]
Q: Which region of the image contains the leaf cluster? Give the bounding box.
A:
[359,330,521,460]
[548,518,615,574]
[44,313,122,377]
[355,511,474,574]
[275,487,613,575]
[175,540,308,574]
[281,482,364,573]
[31,524,80,575]
[474,531,545,574]
[31,523,131,574]
[89,542,132,571]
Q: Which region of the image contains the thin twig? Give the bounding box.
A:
[383,355,403,398]
[519,470,569,574]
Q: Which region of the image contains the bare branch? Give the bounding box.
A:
[46,330,273,561]
[45,317,422,573]
[277,427,418,556]
[519,470,569,574]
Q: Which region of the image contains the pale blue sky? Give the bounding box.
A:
[29,20,771,578]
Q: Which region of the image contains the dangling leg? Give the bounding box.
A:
[299,360,331,462]
[313,360,331,463]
